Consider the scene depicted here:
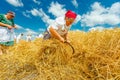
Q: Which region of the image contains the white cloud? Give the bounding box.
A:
[74,15,81,24]
[30,8,40,16]
[29,2,80,26]
[109,2,120,15]
[81,2,120,27]
[25,28,37,35]
[15,24,38,36]
[22,12,31,18]
[6,0,23,7]
[33,0,41,5]
[89,26,114,31]
[71,0,78,8]
[39,28,45,32]
[89,26,105,31]
[48,2,66,17]
[30,8,54,25]
[48,2,81,24]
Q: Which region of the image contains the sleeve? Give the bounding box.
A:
[47,20,58,32]
[0,14,3,22]
[47,17,65,31]
[47,21,61,32]
[10,19,15,26]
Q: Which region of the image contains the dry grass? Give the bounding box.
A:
[0,28,120,80]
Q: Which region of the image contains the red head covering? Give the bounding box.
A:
[65,10,77,19]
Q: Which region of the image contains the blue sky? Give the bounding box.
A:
[0,0,120,36]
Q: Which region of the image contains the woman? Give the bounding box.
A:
[43,10,77,43]
[0,11,16,55]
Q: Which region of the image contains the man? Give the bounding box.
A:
[0,11,16,55]
[43,10,77,43]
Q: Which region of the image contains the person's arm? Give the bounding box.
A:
[13,25,17,29]
[11,19,17,29]
[0,22,13,29]
[64,33,70,43]
[49,27,65,42]
[64,33,68,40]
[0,22,9,27]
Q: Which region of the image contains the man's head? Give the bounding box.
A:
[65,10,77,26]
[6,11,15,20]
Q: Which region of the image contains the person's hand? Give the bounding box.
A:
[7,25,13,30]
[66,39,70,43]
[60,37,65,43]
[13,25,18,29]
